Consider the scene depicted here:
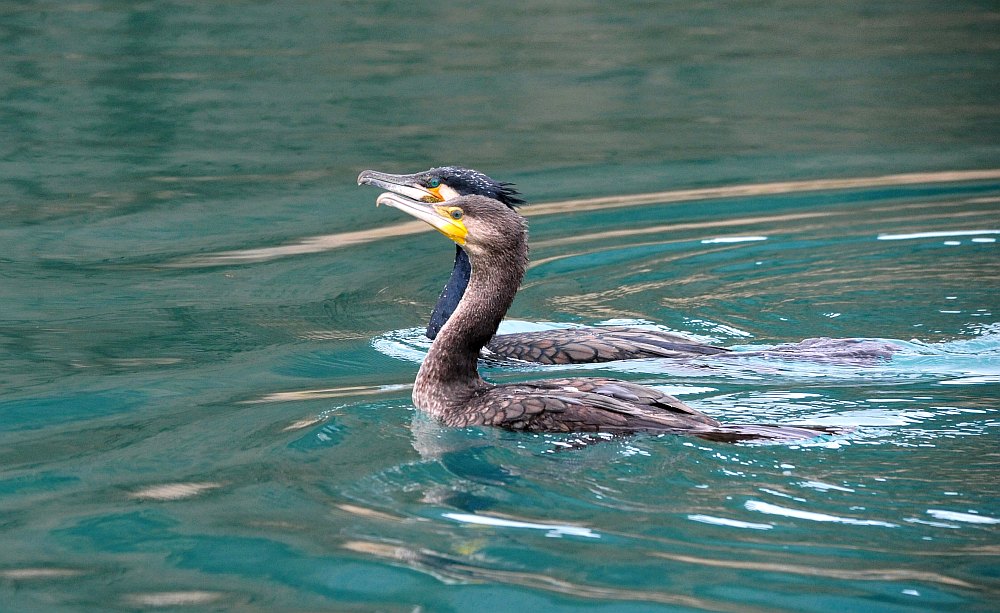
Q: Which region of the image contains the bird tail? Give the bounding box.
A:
[697,423,848,443]
[740,337,901,364]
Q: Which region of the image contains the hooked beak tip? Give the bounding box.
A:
[375,192,402,209]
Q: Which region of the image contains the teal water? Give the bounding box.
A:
[2,2,999,611]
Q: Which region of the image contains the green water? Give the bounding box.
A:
[2,2,999,611]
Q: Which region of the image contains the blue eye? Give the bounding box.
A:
[427,178,441,188]
[449,209,463,220]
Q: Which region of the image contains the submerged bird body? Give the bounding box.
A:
[358,166,730,364]
[375,192,837,441]
[483,327,727,363]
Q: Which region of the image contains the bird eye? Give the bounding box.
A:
[449,208,463,220]
[427,178,441,188]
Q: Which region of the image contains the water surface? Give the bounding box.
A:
[2,2,998,611]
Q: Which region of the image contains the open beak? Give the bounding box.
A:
[358,169,443,202]
[376,192,468,245]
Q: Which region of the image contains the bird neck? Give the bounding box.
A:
[425,246,470,340]
[414,237,528,417]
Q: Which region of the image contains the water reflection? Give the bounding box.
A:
[342,539,735,611]
[175,169,1000,266]
[650,551,975,589]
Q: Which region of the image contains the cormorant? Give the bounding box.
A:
[374,191,838,441]
[358,166,729,364]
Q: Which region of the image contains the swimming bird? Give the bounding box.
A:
[374,191,837,441]
[358,166,729,364]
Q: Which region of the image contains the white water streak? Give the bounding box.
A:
[877,230,1000,241]
[443,512,601,538]
[745,500,897,527]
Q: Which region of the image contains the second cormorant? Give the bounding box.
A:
[358,166,730,364]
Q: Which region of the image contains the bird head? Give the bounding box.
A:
[376,193,527,257]
[358,166,525,208]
